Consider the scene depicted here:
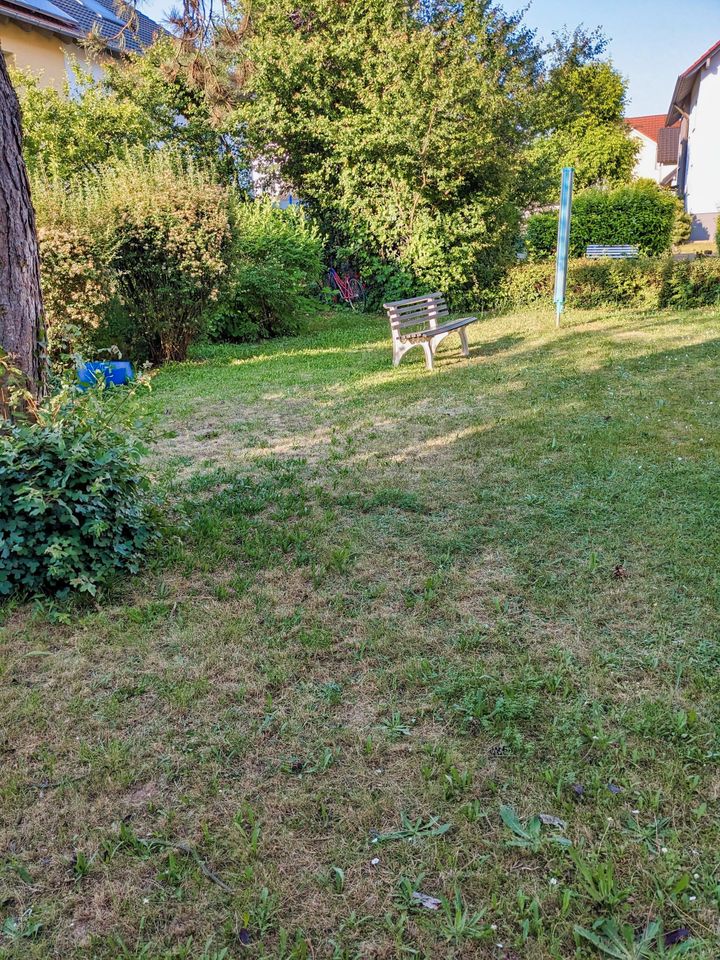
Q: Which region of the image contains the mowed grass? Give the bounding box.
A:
[1,304,720,959]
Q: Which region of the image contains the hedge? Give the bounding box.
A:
[525,181,684,260]
[499,256,720,311]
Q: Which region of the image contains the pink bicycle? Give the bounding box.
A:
[327,267,367,311]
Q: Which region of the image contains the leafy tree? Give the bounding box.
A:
[235,0,542,301]
[13,65,152,180]
[528,28,639,201]
[13,37,245,183]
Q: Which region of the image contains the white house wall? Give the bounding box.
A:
[632,131,659,179]
[683,50,720,239]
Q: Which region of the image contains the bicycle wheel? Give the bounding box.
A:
[346,278,367,312]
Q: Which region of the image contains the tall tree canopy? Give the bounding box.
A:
[527,28,639,202]
[231,1,636,298]
[236,0,543,298]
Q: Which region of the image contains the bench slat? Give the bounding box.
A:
[392,309,450,329]
[401,316,477,340]
[383,292,445,309]
[586,244,639,259]
[387,299,447,316]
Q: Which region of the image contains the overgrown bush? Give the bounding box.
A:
[104,153,231,361]
[0,378,158,598]
[499,256,720,310]
[33,151,231,363]
[525,181,684,260]
[210,200,323,342]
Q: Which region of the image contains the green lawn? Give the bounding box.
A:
[2,305,720,959]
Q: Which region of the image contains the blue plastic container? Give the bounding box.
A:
[77,360,134,388]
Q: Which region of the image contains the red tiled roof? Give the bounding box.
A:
[626,114,678,142]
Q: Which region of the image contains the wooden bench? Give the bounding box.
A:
[586,244,639,259]
[383,292,478,371]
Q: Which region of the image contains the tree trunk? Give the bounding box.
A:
[0,49,46,411]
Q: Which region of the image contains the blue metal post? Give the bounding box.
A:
[553,167,574,327]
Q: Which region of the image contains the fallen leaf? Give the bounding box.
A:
[607,783,623,794]
[612,564,629,580]
[572,783,585,797]
[411,891,442,910]
[238,928,251,946]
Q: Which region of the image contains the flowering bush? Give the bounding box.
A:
[37,223,115,368]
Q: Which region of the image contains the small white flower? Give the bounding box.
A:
[632,809,640,814]
[693,873,700,880]
[661,846,668,854]
[491,924,498,931]
[142,897,149,904]
[549,877,558,886]
[689,896,697,902]
[370,857,380,866]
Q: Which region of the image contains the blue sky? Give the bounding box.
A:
[138,0,720,117]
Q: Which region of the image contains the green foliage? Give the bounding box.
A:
[525,181,683,260]
[37,223,115,369]
[13,39,240,183]
[0,380,158,598]
[574,919,694,959]
[210,200,323,342]
[101,152,231,362]
[11,65,152,180]
[238,0,541,303]
[663,257,720,309]
[527,29,638,201]
[500,255,720,310]
[33,151,231,363]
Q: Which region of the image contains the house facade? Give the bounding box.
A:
[0,0,161,89]
[667,40,720,242]
[626,114,679,185]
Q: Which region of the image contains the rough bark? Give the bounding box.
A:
[0,49,46,410]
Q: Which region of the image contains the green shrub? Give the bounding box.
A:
[525,181,683,260]
[99,153,231,362]
[664,258,720,308]
[210,200,323,342]
[33,151,231,364]
[524,213,557,263]
[500,257,671,310]
[0,379,158,598]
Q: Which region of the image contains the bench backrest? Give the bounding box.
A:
[383,293,448,334]
[586,244,639,259]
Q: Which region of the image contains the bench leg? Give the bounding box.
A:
[422,341,434,371]
[459,327,470,358]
